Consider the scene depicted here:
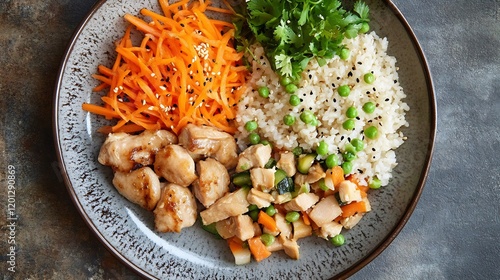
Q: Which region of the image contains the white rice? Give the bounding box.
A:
[235,32,409,186]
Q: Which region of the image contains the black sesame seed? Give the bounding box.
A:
[300,98,304,102]
[357,61,362,65]
[333,98,337,102]
[309,107,312,110]
[358,169,364,174]
[356,78,360,83]
[348,71,353,77]
[373,87,376,91]
[366,91,370,94]
[372,148,376,151]
[309,74,312,79]
[331,83,335,88]
[341,136,344,141]
[385,98,390,101]
[356,116,360,120]
[309,91,313,96]
[347,137,351,142]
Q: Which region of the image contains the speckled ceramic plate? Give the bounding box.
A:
[53,0,435,279]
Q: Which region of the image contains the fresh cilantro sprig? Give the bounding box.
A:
[234,0,370,83]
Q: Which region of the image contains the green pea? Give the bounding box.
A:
[258,86,270,98]
[342,119,355,130]
[283,114,296,126]
[350,138,364,152]
[248,132,261,145]
[330,234,345,247]
[280,76,293,86]
[289,94,300,106]
[244,120,257,132]
[369,177,382,189]
[260,233,275,246]
[285,83,298,94]
[359,22,370,34]
[343,151,356,162]
[341,161,353,174]
[364,125,378,139]
[248,209,259,221]
[265,205,276,216]
[248,204,259,212]
[346,106,358,118]
[317,141,328,156]
[260,139,272,147]
[285,211,300,223]
[344,143,357,154]
[345,28,358,39]
[339,48,350,60]
[310,117,319,127]
[292,146,303,156]
[338,85,350,97]
[362,101,376,114]
[300,111,315,124]
[364,72,375,84]
[325,154,338,168]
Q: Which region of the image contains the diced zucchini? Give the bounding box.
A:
[297,153,316,174]
[276,177,294,194]
[274,169,288,186]
[201,222,222,239]
[232,171,251,187]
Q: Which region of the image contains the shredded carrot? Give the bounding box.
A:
[83,0,247,135]
[247,237,272,262]
[257,211,278,232]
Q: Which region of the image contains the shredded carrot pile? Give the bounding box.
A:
[83,0,247,134]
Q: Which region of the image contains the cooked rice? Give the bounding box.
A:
[235,32,409,186]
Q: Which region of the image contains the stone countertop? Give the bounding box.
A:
[0,0,498,279]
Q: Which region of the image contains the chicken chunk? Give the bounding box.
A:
[178,124,238,169]
[232,214,255,241]
[250,168,275,192]
[308,195,342,227]
[277,152,296,177]
[280,235,300,260]
[192,158,230,208]
[98,130,177,172]
[292,217,312,240]
[154,145,197,187]
[236,144,272,172]
[275,212,292,239]
[247,188,275,209]
[112,167,161,211]
[340,213,364,229]
[338,180,363,203]
[200,187,250,225]
[318,221,343,240]
[154,183,197,233]
[284,193,319,212]
[215,218,236,239]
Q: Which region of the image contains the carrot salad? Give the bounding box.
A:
[83,0,247,134]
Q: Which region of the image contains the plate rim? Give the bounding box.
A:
[52,0,437,279]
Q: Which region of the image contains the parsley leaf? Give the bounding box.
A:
[236,0,370,82]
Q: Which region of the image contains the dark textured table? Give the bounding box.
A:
[1,0,499,279]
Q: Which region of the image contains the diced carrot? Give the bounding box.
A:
[227,237,251,265]
[330,166,345,187]
[227,236,245,253]
[84,0,247,135]
[247,236,272,262]
[340,201,368,218]
[301,211,311,226]
[257,211,278,232]
[346,174,369,198]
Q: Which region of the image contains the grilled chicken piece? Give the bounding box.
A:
[340,213,364,229]
[338,180,362,203]
[154,183,197,233]
[250,168,275,192]
[280,235,300,260]
[236,144,272,172]
[275,212,292,239]
[192,158,230,208]
[277,152,296,177]
[112,167,161,211]
[154,145,197,187]
[98,130,177,172]
[292,217,312,240]
[308,195,342,227]
[232,214,255,241]
[284,193,319,212]
[200,187,250,225]
[306,163,326,184]
[318,221,343,239]
[216,218,236,239]
[178,124,238,169]
[247,188,275,209]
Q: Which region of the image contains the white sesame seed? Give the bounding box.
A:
[142,100,146,105]
[159,86,167,91]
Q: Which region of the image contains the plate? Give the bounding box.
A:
[53,0,436,278]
